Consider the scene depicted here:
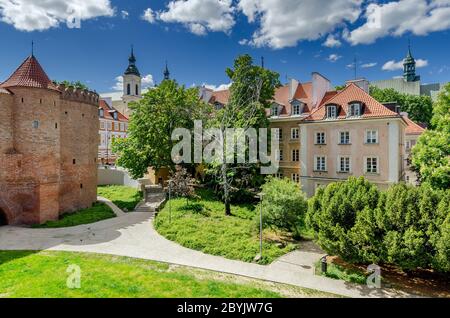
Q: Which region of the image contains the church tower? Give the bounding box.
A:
[123,46,142,101]
[403,43,419,82]
[163,61,170,81]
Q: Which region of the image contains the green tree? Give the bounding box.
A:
[432,191,450,272]
[259,177,308,238]
[369,86,433,126]
[412,84,450,189]
[206,54,280,215]
[113,80,211,179]
[56,80,89,90]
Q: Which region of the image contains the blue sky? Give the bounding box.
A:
[0,0,449,93]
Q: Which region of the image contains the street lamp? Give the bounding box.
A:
[168,179,173,224]
[255,192,264,262]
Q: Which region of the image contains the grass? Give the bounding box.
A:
[315,260,367,285]
[32,203,116,229]
[97,185,143,212]
[0,251,338,298]
[154,189,298,265]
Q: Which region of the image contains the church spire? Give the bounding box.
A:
[124,45,140,77]
[163,61,170,80]
[404,40,418,82]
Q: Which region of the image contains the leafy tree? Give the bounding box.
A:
[55,80,89,90]
[206,54,280,215]
[369,86,433,126]
[259,177,308,237]
[432,191,450,272]
[113,80,211,179]
[412,84,450,189]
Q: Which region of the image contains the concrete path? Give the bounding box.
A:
[97,196,126,217]
[0,208,412,298]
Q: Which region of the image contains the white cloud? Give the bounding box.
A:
[361,62,377,68]
[327,54,342,62]
[238,0,362,49]
[347,0,450,45]
[113,74,154,91]
[323,34,342,48]
[382,58,428,71]
[121,10,129,19]
[203,83,232,91]
[142,8,155,23]
[0,0,114,31]
[238,39,249,45]
[155,0,235,35]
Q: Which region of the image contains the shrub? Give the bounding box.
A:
[431,190,450,272]
[259,177,308,237]
[307,177,382,263]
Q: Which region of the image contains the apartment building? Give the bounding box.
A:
[98,98,128,165]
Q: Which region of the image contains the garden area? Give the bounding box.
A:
[97,185,143,212]
[0,251,337,298]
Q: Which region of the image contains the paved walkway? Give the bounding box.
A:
[0,205,412,298]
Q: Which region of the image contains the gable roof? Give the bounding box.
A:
[403,116,425,135]
[0,55,59,91]
[210,89,230,105]
[99,99,128,122]
[305,83,400,121]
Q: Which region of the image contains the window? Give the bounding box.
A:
[339,131,350,144]
[326,105,337,119]
[275,128,283,140]
[365,157,379,174]
[275,173,283,179]
[100,121,105,130]
[366,130,379,144]
[291,128,299,140]
[406,141,411,150]
[135,85,139,95]
[272,105,280,116]
[99,109,104,118]
[292,103,301,115]
[120,123,125,131]
[315,156,327,172]
[107,122,112,131]
[348,103,361,117]
[32,120,39,129]
[276,149,283,161]
[292,149,300,162]
[316,132,326,145]
[127,84,131,95]
[338,156,351,173]
[291,173,300,183]
[113,112,118,121]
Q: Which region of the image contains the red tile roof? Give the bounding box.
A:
[403,116,425,135]
[0,55,59,91]
[210,89,230,105]
[305,83,400,121]
[99,99,128,122]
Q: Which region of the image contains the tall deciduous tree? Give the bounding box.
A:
[412,83,450,190]
[113,80,211,179]
[369,86,433,126]
[206,55,280,215]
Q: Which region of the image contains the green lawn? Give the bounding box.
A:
[0,251,337,298]
[33,203,116,229]
[154,189,298,265]
[315,261,367,285]
[97,185,143,212]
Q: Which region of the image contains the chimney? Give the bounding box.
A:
[346,78,369,93]
[312,72,331,109]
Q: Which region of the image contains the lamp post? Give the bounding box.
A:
[255,192,264,262]
[168,179,173,224]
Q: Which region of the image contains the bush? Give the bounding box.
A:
[259,177,308,238]
[307,177,382,263]
[307,178,450,272]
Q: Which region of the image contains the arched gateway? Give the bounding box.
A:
[0,208,8,226]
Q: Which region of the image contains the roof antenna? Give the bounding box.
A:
[31,40,34,57]
[261,56,265,69]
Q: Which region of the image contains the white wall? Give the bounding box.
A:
[98,168,140,189]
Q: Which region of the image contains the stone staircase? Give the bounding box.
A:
[134,185,166,216]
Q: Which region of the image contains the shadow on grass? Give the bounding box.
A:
[0,250,39,266]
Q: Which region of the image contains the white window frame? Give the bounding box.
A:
[337,156,351,173]
[275,172,283,179]
[314,155,327,172]
[315,132,326,145]
[291,173,300,183]
[292,149,300,162]
[276,149,284,161]
[348,103,361,117]
[326,105,337,119]
[275,128,283,141]
[291,128,300,140]
[339,131,350,145]
[365,130,379,144]
[272,104,280,117]
[364,156,379,174]
[292,102,301,116]
[100,121,105,130]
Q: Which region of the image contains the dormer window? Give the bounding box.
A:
[292,102,302,116]
[99,109,104,118]
[113,112,118,120]
[348,103,361,117]
[214,102,223,110]
[326,105,337,119]
[272,104,280,117]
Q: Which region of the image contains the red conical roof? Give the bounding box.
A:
[0,55,59,91]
